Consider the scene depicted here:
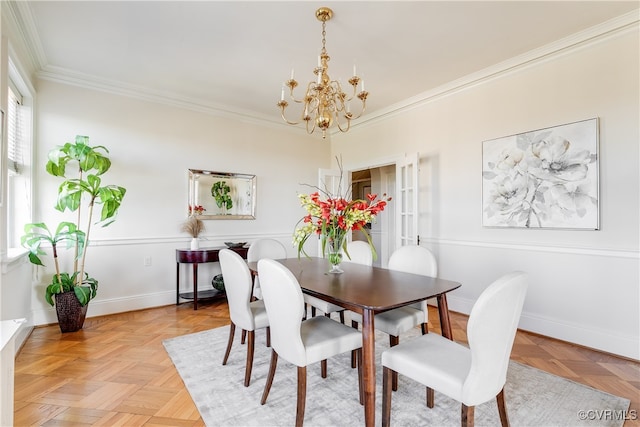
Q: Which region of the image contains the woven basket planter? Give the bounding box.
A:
[54,291,89,333]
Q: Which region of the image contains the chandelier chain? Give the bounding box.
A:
[321,21,327,54]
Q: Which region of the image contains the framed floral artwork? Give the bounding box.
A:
[482,118,599,229]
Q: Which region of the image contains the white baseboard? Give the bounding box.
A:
[446,295,639,361]
[32,291,177,326]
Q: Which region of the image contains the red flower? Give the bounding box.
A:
[294,188,392,260]
[335,198,348,211]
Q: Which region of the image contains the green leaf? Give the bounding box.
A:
[74,286,91,306]
[28,252,44,266]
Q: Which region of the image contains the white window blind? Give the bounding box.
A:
[7,85,24,175]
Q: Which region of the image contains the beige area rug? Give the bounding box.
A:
[163,324,630,427]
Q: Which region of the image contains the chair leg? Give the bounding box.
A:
[421,322,429,335]
[496,388,510,427]
[311,307,317,317]
[339,310,345,324]
[426,387,435,408]
[382,366,393,427]
[321,359,327,378]
[390,335,399,391]
[266,326,271,347]
[244,330,255,387]
[461,404,475,427]
[303,303,308,320]
[241,329,246,345]
[296,366,307,427]
[261,350,278,405]
[222,322,236,365]
[350,320,359,369]
[357,348,364,405]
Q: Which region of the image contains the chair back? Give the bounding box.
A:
[388,245,437,276]
[247,239,287,262]
[344,240,373,266]
[219,249,257,331]
[388,245,438,315]
[257,259,306,366]
[462,271,528,406]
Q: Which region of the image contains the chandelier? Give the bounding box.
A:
[277,7,368,139]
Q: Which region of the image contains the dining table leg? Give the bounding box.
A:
[436,294,453,339]
[361,308,376,427]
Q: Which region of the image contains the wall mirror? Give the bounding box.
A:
[188,169,256,219]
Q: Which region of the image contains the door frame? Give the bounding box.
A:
[343,154,410,266]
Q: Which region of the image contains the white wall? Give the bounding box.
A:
[31,81,330,324]
[332,26,639,359]
[2,7,637,361]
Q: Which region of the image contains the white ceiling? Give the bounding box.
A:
[15,1,640,127]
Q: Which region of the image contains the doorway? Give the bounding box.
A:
[351,165,396,267]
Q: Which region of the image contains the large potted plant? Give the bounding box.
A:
[21,135,126,332]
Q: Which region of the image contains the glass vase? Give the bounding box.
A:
[327,239,344,274]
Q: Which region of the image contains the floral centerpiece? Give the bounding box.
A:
[294,190,390,273]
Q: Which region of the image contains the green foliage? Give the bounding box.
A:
[22,135,126,307]
[211,180,233,210]
[44,272,98,307]
[21,222,85,266]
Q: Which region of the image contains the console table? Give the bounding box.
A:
[176,246,248,310]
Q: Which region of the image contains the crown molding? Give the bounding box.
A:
[37,64,298,130]
[335,9,640,136]
[3,1,47,72]
[8,3,639,136]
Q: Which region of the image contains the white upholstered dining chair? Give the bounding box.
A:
[350,244,437,387]
[343,240,374,266]
[247,238,287,300]
[257,258,364,427]
[304,240,373,323]
[219,249,270,387]
[381,271,528,427]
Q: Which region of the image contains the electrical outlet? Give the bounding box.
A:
[144,256,152,266]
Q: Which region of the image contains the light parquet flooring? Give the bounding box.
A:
[14,301,640,426]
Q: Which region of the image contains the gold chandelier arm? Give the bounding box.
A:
[305,117,316,135]
[335,113,351,133]
[278,101,302,125]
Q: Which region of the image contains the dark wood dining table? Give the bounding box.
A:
[247,257,462,427]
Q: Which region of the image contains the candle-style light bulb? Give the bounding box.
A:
[281,84,285,101]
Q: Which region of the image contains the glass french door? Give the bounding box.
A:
[396,153,419,247]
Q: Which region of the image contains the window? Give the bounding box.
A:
[5,60,32,257]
